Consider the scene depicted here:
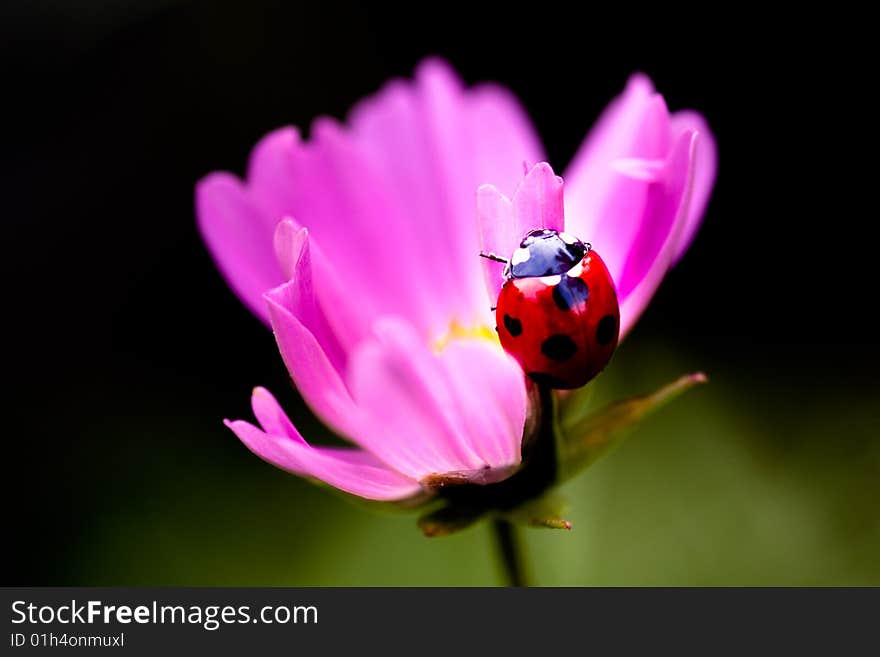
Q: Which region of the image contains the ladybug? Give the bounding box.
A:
[484,228,620,390]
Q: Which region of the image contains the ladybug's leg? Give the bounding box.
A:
[479,251,508,264]
[480,252,508,312]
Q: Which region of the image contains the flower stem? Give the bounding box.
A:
[492,518,531,586]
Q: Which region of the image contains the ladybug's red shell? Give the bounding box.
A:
[496,249,620,389]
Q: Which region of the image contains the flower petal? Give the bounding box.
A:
[195,173,282,325]
[467,81,546,198]
[272,217,309,281]
[348,58,545,334]
[226,394,421,501]
[272,217,375,355]
[245,125,303,221]
[669,110,718,263]
[438,338,528,468]
[563,74,672,286]
[200,59,545,335]
[248,121,441,336]
[345,318,526,482]
[512,162,565,233]
[265,280,359,438]
[266,224,349,374]
[477,184,517,303]
[617,129,699,336]
[563,74,716,338]
[250,386,301,443]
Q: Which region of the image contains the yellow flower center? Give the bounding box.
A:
[433,320,499,352]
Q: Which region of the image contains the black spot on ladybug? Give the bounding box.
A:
[552,277,590,311]
[596,315,617,345]
[527,372,569,388]
[503,314,522,337]
[541,334,577,361]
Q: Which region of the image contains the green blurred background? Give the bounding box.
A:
[5,2,876,585]
[50,338,880,586]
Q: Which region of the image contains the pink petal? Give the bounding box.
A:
[512,162,565,233]
[467,80,546,199]
[476,184,517,303]
[272,217,309,280]
[204,131,375,350]
[226,389,420,501]
[272,218,374,355]
[266,224,348,373]
[245,125,303,220]
[563,75,673,286]
[250,386,302,443]
[200,59,545,337]
[669,110,718,263]
[345,319,526,482]
[564,73,659,191]
[348,58,545,334]
[617,129,698,337]
[249,120,446,337]
[195,173,282,325]
[264,280,359,438]
[438,338,528,468]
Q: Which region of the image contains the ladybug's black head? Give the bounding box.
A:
[506,229,589,279]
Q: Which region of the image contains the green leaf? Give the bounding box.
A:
[558,372,708,482]
[500,492,572,530]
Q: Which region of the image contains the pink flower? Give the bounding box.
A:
[196,59,717,502]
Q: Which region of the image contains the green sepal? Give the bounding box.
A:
[557,372,707,482]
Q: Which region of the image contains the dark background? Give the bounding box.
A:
[4,2,876,584]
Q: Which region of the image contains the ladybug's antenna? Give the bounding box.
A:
[479,251,508,264]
